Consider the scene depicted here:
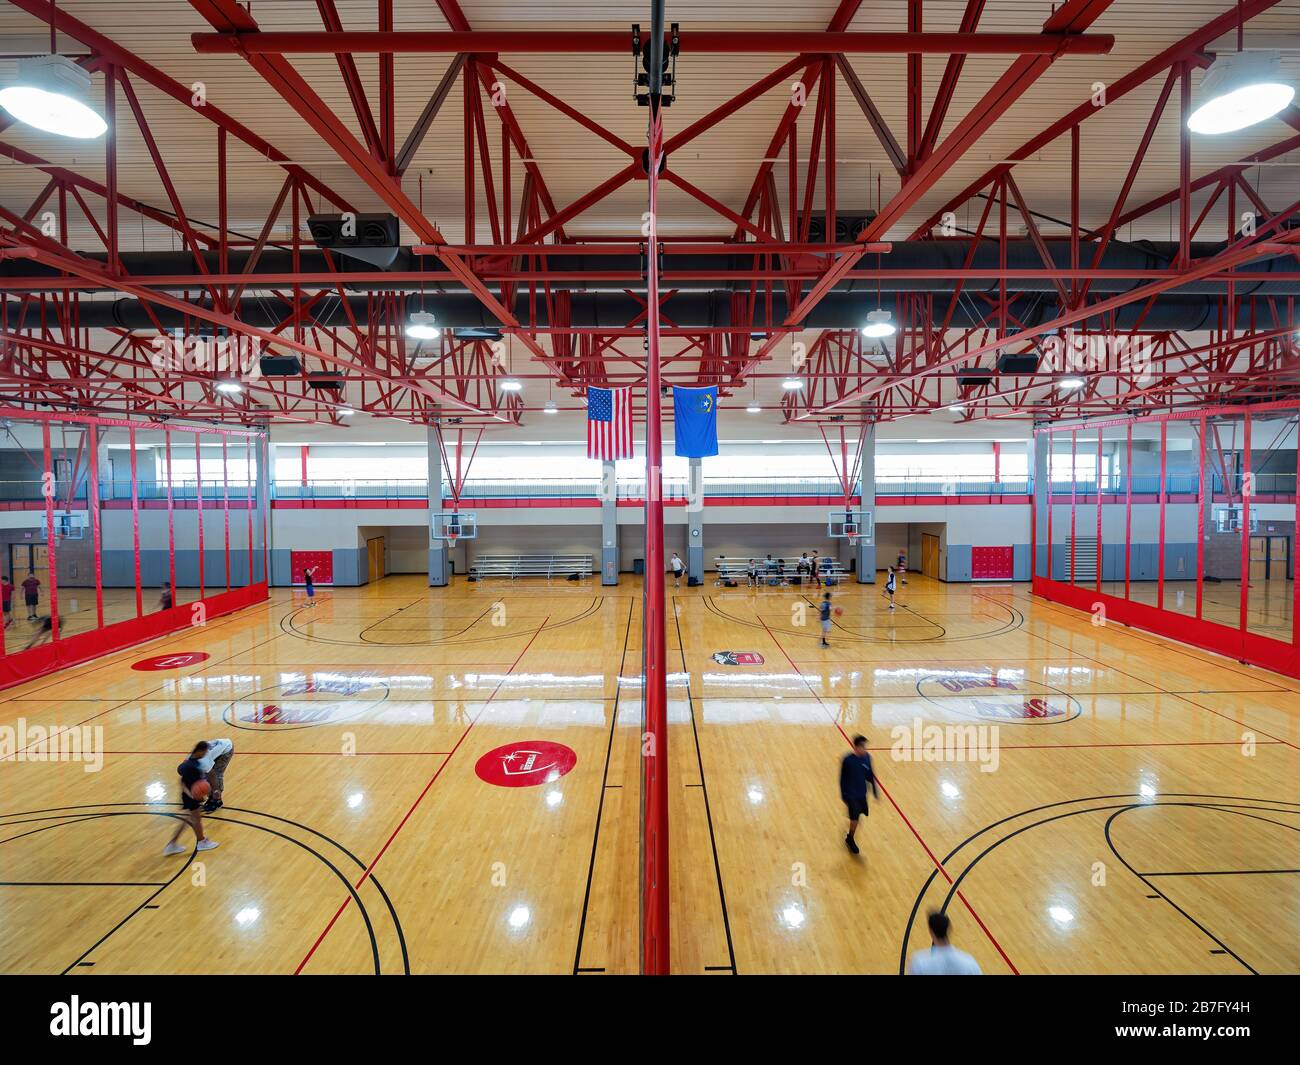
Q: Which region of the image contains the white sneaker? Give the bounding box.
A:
[196,839,219,852]
[163,841,186,856]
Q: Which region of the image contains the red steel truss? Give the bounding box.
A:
[0,1,1296,431]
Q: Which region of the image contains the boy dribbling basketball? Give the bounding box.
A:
[819,592,832,647]
[884,565,897,610]
[840,734,879,854]
[163,741,219,855]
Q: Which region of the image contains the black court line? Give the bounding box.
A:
[572,597,635,975]
[1141,868,1300,877]
[703,592,1024,645]
[0,803,406,976]
[673,603,738,976]
[0,881,167,887]
[898,792,1300,975]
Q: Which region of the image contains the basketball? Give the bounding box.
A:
[191,779,211,801]
[834,607,843,616]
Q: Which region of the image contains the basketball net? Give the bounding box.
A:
[447,531,458,547]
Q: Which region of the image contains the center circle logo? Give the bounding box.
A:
[475,740,577,788]
[222,675,390,731]
[916,673,1082,724]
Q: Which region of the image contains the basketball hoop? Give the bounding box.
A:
[447,531,459,547]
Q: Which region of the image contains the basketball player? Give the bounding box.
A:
[809,551,821,587]
[897,551,908,586]
[670,551,684,589]
[819,592,833,647]
[884,565,897,610]
[22,570,40,620]
[908,911,982,975]
[1,573,12,628]
[746,559,758,588]
[158,580,173,611]
[23,615,53,650]
[163,740,219,855]
[303,565,316,606]
[196,737,234,812]
[840,734,879,855]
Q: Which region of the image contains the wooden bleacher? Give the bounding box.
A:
[468,553,594,580]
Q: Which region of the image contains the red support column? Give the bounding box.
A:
[1124,424,1133,599]
[90,427,104,630]
[196,435,205,599]
[165,431,175,611]
[1195,415,1206,620]
[130,426,142,617]
[223,438,232,592]
[1157,421,1167,610]
[1239,415,1252,635]
[640,2,671,978]
[41,423,59,643]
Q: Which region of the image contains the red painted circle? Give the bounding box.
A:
[475,740,577,788]
[131,651,211,671]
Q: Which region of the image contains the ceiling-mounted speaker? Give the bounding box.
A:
[307,212,400,269]
[957,368,995,388]
[997,353,1039,375]
[259,355,301,377]
[306,373,345,392]
[805,211,877,243]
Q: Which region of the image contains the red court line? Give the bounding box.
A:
[756,617,1020,976]
[293,614,552,975]
[864,739,1285,753]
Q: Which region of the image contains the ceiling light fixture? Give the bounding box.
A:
[498,379,522,393]
[337,407,355,416]
[746,402,762,413]
[543,400,557,414]
[1188,50,1295,135]
[0,54,107,139]
[405,310,440,341]
[782,378,804,391]
[215,380,243,394]
[1058,377,1085,391]
[861,308,896,339]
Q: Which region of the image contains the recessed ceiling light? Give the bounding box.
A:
[215,380,242,394]
[498,379,522,392]
[782,378,804,391]
[405,310,440,340]
[0,55,107,139]
[1188,50,1295,135]
[861,308,896,339]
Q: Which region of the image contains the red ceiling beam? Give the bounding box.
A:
[192,30,1115,56]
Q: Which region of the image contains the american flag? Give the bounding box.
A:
[586,386,633,461]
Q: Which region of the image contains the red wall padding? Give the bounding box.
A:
[291,551,333,585]
[972,546,1014,580]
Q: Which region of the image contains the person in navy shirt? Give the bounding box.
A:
[840,734,879,854]
[163,741,220,855]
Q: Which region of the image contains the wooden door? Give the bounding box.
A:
[366,536,385,583]
[1249,537,1268,581]
[922,533,940,578]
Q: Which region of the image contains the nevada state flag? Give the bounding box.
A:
[673,385,719,458]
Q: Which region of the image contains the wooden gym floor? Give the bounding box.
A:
[0,573,1296,975]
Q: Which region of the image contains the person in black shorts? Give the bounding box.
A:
[303,566,316,606]
[163,741,220,855]
[840,734,879,855]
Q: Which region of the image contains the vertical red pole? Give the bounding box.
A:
[196,434,205,600]
[1157,421,1167,611]
[1239,414,1252,637]
[262,437,270,588]
[41,423,59,643]
[1291,421,1299,651]
[1124,424,1132,600]
[246,440,254,585]
[301,444,309,487]
[165,431,176,609]
[222,438,231,592]
[1069,430,1077,584]
[104,68,118,274]
[130,425,142,617]
[641,6,670,977]
[89,427,104,629]
[993,441,1001,485]
[1046,431,1054,580]
[1095,432,1103,594]
[1195,415,1206,620]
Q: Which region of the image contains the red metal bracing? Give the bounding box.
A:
[0,1,1297,431]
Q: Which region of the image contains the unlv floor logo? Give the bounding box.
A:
[475,740,577,788]
[223,675,390,730]
[917,673,1082,724]
[711,650,765,666]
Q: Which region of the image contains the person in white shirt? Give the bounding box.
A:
[195,737,234,813]
[909,911,983,975]
[670,552,684,589]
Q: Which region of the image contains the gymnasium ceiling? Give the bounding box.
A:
[0,0,1298,439]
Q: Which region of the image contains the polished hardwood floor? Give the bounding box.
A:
[0,573,1296,975]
